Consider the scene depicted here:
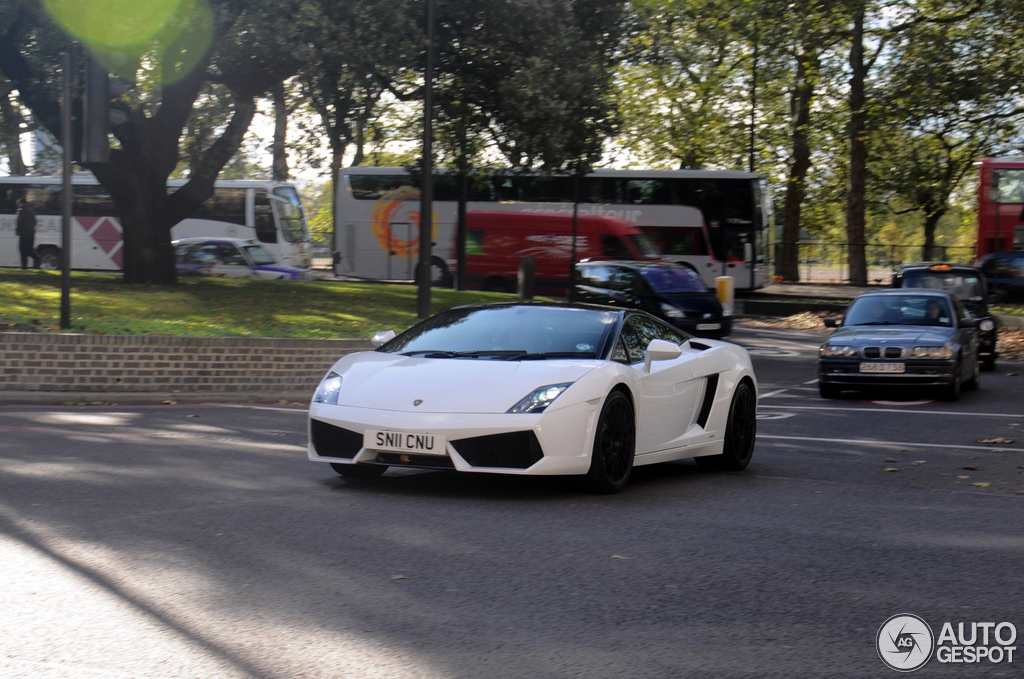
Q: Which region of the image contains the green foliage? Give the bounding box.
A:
[0,269,517,339]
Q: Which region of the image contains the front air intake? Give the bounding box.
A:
[451,431,544,469]
[310,419,363,459]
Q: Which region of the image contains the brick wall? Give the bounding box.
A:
[0,333,373,394]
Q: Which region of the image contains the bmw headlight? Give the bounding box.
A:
[820,344,856,357]
[979,319,995,332]
[507,382,574,414]
[313,371,343,405]
[912,345,952,358]
[660,303,686,320]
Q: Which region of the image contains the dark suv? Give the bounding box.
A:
[574,260,732,337]
[891,262,998,370]
[976,250,1024,303]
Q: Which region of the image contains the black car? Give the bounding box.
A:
[891,262,998,370]
[574,260,732,338]
[818,290,980,401]
[976,250,1024,303]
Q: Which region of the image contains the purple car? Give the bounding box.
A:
[174,238,312,280]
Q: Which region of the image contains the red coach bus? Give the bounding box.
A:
[976,157,1024,257]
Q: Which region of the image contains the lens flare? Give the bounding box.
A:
[43,0,185,50]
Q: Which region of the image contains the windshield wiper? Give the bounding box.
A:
[400,350,526,359]
[498,351,596,360]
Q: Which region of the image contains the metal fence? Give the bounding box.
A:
[774,242,976,285]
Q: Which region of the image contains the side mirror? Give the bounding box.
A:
[371,329,397,348]
[644,338,683,371]
[824,317,838,328]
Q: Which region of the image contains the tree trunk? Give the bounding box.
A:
[921,208,945,261]
[776,45,819,282]
[0,89,27,175]
[846,8,868,285]
[272,82,289,181]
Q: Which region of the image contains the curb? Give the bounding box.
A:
[0,390,313,407]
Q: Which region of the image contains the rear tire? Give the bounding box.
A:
[330,463,388,478]
[964,358,980,391]
[482,276,509,293]
[981,355,996,371]
[580,390,635,494]
[37,247,61,270]
[696,381,757,471]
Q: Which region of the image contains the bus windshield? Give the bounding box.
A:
[272,186,309,243]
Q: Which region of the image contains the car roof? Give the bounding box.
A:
[856,289,954,300]
[895,262,981,274]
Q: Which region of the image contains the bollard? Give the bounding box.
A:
[715,275,734,313]
[518,256,536,300]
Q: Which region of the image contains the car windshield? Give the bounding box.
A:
[243,244,276,265]
[844,295,953,328]
[641,267,706,293]
[903,271,985,301]
[380,306,619,359]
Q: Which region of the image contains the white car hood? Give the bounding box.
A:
[331,352,601,414]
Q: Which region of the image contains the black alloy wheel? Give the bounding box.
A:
[582,390,636,493]
[696,380,757,471]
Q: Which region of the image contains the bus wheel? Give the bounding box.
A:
[482,277,509,293]
[37,247,61,270]
[430,257,453,288]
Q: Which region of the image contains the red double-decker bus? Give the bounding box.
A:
[976,157,1024,257]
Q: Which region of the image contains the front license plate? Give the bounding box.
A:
[364,429,447,455]
[696,323,721,331]
[859,362,905,374]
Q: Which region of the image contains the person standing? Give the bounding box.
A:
[15,197,38,269]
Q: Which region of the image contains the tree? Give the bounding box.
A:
[0,0,309,283]
[872,0,1024,260]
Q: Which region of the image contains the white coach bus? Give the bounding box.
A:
[334,166,772,290]
[0,174,312,271]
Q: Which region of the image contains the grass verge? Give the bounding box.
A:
[0,269,520,339]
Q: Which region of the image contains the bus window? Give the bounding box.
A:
[73,185,115,216]
[348,174,411,200]
[993,169,1024,203]
[642,226,709,256]
[21,185,63,216]
[191,187,247,225]
[254,191,277,243]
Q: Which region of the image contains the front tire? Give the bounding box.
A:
[940,360,962,401]
[696,380,757,471]
[581,390,635,494]
[330,463,388,478]
[37,247,61,270]
[819,382,840,399]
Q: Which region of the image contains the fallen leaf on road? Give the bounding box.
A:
[957,475,970,479]
[971,482,990,488]
[884,458,898,463]
[977,438,1014,444]
[162,400,178,405]
[609,554,635,560]
[389,574,413,580]
[911,461,926,466]
[962,465,981,471]
[884,468,900,472]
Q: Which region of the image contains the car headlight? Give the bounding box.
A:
[660,303,686,320]
[979,319,995,332]
[507,382,574,414]
[912,345,953,358]
[820,344,856,357]
[313,371,343,405]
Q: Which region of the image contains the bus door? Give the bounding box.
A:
[385,221,415,280]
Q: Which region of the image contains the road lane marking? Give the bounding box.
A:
[758,404,1023,418]
[759,434,1024,453]
[758,389,789,399]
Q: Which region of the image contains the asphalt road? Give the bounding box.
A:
[1,326,1022,678]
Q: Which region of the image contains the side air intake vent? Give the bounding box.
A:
[695,374,720,429]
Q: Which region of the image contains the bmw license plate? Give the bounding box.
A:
[859,362,905,374]
[696,323,721,331]
[364,429,446,455]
